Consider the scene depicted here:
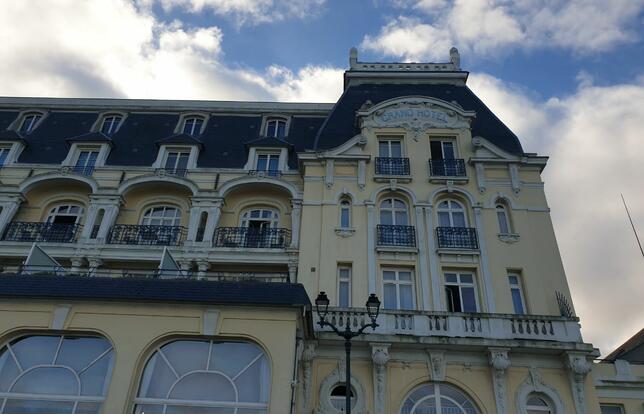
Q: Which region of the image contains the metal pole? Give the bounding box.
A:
[345,335,351,414]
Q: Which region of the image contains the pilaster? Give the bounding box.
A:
[488,348,511,414]
[473,206,495,312]
[0,195,23,237]
[564,352,592,414]
[299,342,316,412]
[424,205,443,311]
[371,343,390,414]
[414,205,430,310]
[290,199,302,249]
[366,201,376,293]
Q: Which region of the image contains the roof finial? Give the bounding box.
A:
[450,47,460,70]
[349,47,358,68]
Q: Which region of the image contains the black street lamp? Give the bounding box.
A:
[315,291,381,414]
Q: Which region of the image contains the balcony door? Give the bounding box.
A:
[379,140,402,158]
[140,206,182,245]
[379,198,408,226]
[437,200,466,227]
[241,208,279,248]
[44,205,83,242]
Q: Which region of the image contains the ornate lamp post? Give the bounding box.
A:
[315,291,381,414]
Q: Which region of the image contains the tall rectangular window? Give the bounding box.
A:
[600,405,624,414]
[445,272,478,312]
[256,153,280,174]
[74,150,99,175]
[266,118,287,138]
[430,140,456,159]
[508,273,527,315]
[383,268,415,310]
[100,115,122,136]
[0,147,11,167]
[338,266,351,308]
[165,151,190,172]
[19,113,42,134]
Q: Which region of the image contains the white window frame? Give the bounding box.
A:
[141,206,182,227]
[329,383,356,412]
[99,114,123,136]
[508,273,527,315]
[62,143,111,168]
[0,141,24,167]
[378,137,404,158]
[244,147,289,173]
[153,145,199,170]
[261,115,290,138]
[339,199,352,229]
[239,208,279,228]
[90,111,127,135]
[173,113,209,135]
[45,204,84,224]
[444,272,479,312]
[379,197,409,226]
[17,112,44,134]
[162,149,192,173]
[430,138,458,159]
[382,268,415,310]
[496,203,511,234]
[526,394,554,413]
[436,199,468,227]
[338,265,352,308]
[599,404,624,414]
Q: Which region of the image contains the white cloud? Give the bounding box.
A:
[469,72,644,356]
[0,0,342,102]
[363,0,644,61]
[156,0,326,26]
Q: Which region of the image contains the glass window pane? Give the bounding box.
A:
[0,351,20,392]
[268,157,279,170]
[442,142,455,159]
[508,275,518,285]
[340,207,350,228]
[383,271,395,280]
[76,402,101,414]
[497,211,509,233]
[400,285,414,310]
[3,400,75,414]
[512,289,525,314]
[170,372,235,401]
[459,274,473,284]
[12,336,60,369]
[56,337,111,372]
[395,211,408,225]
[276,121,286,137]
[380,211,393,225]
[167,407,235,414]
[160,341,209,377]
[339,268,350,279]
[339,281,350,307]
[234,355,270,402]
[399,271,412,281]
[165,153,178,169]
[79,351,113,396]
[461,287,477,312]
[600,406,624,414]
[176,153,189,169]
[256,155,267,170]
[453,212,466,227]
[12,367,79,395]
[383,284,397,310]
[134,405,164,414]
[378,141,389,157]
[266,121,276,137]
[437,212,451,227]
[446,285,461,312]
[139,354,176,398]
[210,342,262,379]
[390,141,402,157]
[445,273,457,283]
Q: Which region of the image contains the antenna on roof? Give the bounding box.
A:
[621,193,644,259]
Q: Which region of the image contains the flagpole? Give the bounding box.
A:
[621,193,644,259]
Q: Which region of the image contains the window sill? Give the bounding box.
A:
[498,233,520,244]
[376,245,418,254]
[428,176,468,184]
[373,174,412,183]
[334,228,355,238]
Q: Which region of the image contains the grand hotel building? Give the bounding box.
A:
[0,48,641,414]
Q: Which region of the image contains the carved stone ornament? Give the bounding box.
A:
[488,348,511,414]
[498,233,520,244]
[515,367,566,414]
[335,228,356,238]
[315,357,367,414]
[371,344,390,414]
[565,354,592,414]
[359,97,473,140]
[426,350,446,381]
[299,342,316,412]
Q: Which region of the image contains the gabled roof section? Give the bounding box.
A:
[605,328,644,362]
[66,131,113,144]
[156,132,204,147]
[244,136,293,148]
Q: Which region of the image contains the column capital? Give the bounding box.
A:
[89,194,123,205]
[488,348,511,372]
[426,350,446,381]
[290,198,303,208]
[370,343,390,366]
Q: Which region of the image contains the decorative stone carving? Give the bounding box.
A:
[498,233,520,243]
[371,344,390,414]
[488,348,511,414]
[565,353,592,414]
[450,47,461,70]
[509,164,521,194]
[359,97,474,140]
[426,350,446,381]
[474,163,486,193]
[315,356,367,414]
[299,342,316,412]
[515,367,566,414]
[335,228,356,238]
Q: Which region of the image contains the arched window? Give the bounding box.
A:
[0,334,114,413]
[100,114,122,136]
[18,112,43,134]
[379,197,409,225]
[330,383,355,412]
[339,199,351,229]
[46,204,84,225]
[401,383,478,414]
[182,116,204,136]
[526,394,553,413]
[141,206,181,227]
[240,208,279,230]
[496,203,511,233]
[133,340,270,413]
[265,117,287,138]
[437,199,467,227]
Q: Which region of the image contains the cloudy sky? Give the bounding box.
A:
[1,0,642,355]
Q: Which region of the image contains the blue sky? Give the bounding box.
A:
[0,0,643,355]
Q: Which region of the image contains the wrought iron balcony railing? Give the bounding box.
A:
[247,169,282,178]
[2,222,82,243]
[107,225,186,246]
[156,167,188,177]
[213,227,290,249]
[375,157,410,176]
[429,159,466,177]
[436,226,478,249]
[377,224,416,247]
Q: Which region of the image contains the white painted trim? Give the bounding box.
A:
[424,205,443,311]
[217,176,300,199]
[90,111,127,134]
[118,174,199,196]
[473,207,495,313]
[153,145,199,169]
[61,142,111,167]
[0,141,25,166]
[370,185,418,205]
[429,186,477,206]
[19,173,98,194]
[173,112,210,134]
[515,368,565,414]
[414,206,431,311]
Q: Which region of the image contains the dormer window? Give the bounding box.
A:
[254,152,281,177]
[182,117,204,136]
[73,148,99,176]
[163,149,190,177]
[265,117,287,138]
[18,113,42,134]
[100,114,122,136]
[0,146,10,167]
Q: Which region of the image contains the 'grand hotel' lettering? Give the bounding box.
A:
[378,108,448,124]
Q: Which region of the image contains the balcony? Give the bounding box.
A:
[374,157,410,180]
[436,227,478,249]
[213,227,290,249]
[428,159,466,179]
[107,225,186,246]
[317,308,583,344]
[248,169,282,178]
[376,225,416,248]
[2,222,81,243]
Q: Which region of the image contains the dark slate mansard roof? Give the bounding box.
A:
[0,84,525,169]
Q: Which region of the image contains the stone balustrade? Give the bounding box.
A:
[316,308,582,343]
